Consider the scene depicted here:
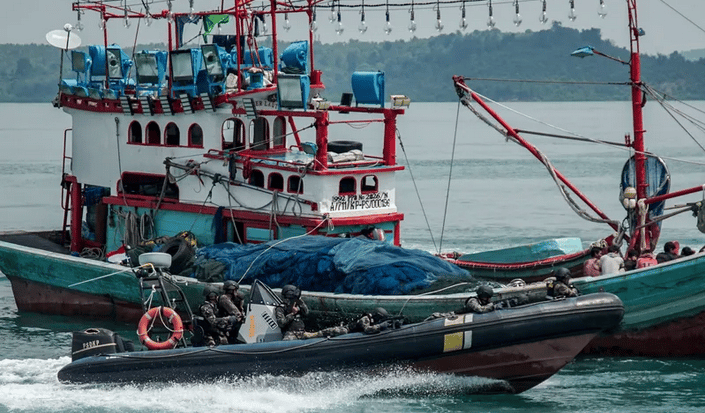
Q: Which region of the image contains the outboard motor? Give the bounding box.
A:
[70,328,134,361]
[237,280,283,344]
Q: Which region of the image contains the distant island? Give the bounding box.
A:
[2,23,704,103]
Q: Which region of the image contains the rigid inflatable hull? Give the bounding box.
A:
[57,293,624,393]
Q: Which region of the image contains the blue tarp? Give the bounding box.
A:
[193,236,471,295]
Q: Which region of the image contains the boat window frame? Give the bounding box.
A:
[361,175,378,194]
[145,121,161,145]
[268,172,284,191]
[165,122,180,146]
[287,175,303,194]
[249,169,265,188]
[128,120,143,144]
[272,116,286,149]
[250,117,269,151]
[222,117,246,151]
[339,176,357,196]
[188,123,204,148]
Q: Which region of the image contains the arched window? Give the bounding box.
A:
[146,121,160,145]
[251,118,269,150]
[268,173,284,191]
[273,116,286,148]
[249,170,265,187]
[222,118,245,151]
[165,122,180,146]
[339,177,356,195]
[361,175,378,194]
[128,121,142,144]
[288,175,303,194]
[189,124,203,147]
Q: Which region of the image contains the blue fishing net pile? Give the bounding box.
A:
[192,236,471,295]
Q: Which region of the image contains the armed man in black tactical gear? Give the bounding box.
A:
[198,285,229,346]
[348,307,401,334]
[457,285,496,314]
[218,280,245,343]
[275,284,312,340]
[548,267,579,298]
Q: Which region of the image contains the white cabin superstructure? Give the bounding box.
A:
[57,1,409,254]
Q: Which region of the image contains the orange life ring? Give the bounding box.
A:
[137,306,184,350]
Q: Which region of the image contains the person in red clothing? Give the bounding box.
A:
[582,246,602,277]
[636,249,658,268]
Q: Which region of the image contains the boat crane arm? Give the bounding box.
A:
[452,76,620,234]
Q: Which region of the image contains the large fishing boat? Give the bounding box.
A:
[1,0,705,357]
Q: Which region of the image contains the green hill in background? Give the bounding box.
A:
[1,23,703,103]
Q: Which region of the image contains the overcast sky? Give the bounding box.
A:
[4,0,705,55]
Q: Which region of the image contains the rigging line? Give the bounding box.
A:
[641,83,705,129]
[477,88,705,167]
[642,85,705,154]
[461,76,629,87]
[658,0,705,36]
[513,129,628,147]
[459,93,618,226]
[438,100,462,255]
[395,128,438,252]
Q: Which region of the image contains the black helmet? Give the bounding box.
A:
[476,285,494,299]
[203,285,219,300]
[554,267,571,281]
[372,307,390,323]
[281,284,301,300]
[223,280,239,292]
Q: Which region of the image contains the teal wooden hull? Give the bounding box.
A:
[3,239,705,356]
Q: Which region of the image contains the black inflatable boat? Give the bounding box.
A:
[58,278,623,394]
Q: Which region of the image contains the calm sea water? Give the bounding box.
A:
[2,101,705,412]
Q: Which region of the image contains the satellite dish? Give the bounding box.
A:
[46,27,82,50]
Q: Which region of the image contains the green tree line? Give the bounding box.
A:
[1,23,703,103]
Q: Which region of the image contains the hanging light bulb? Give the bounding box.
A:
[408,6,417,33]
[75,10,84,31]
[513,0,522,27]
[261,15,268,35]
[122,0,131,28]
[539,0,548,24]
[335,11,344,35]
[99,18,106,30]
[384,8,392,35]
[284,13,291,31]
[568,0,577,21]
[144,3,153,27]
[167,0,174,23]
[459,2,468,30]
[359,11,368,33]
[329,1,336,23]
[188,0,195,19]
[311,7,318,32]
[597,0,608,18]
[487,0,496,28]
[434,1,443,32]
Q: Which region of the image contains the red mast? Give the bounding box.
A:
[627,0,650,251]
